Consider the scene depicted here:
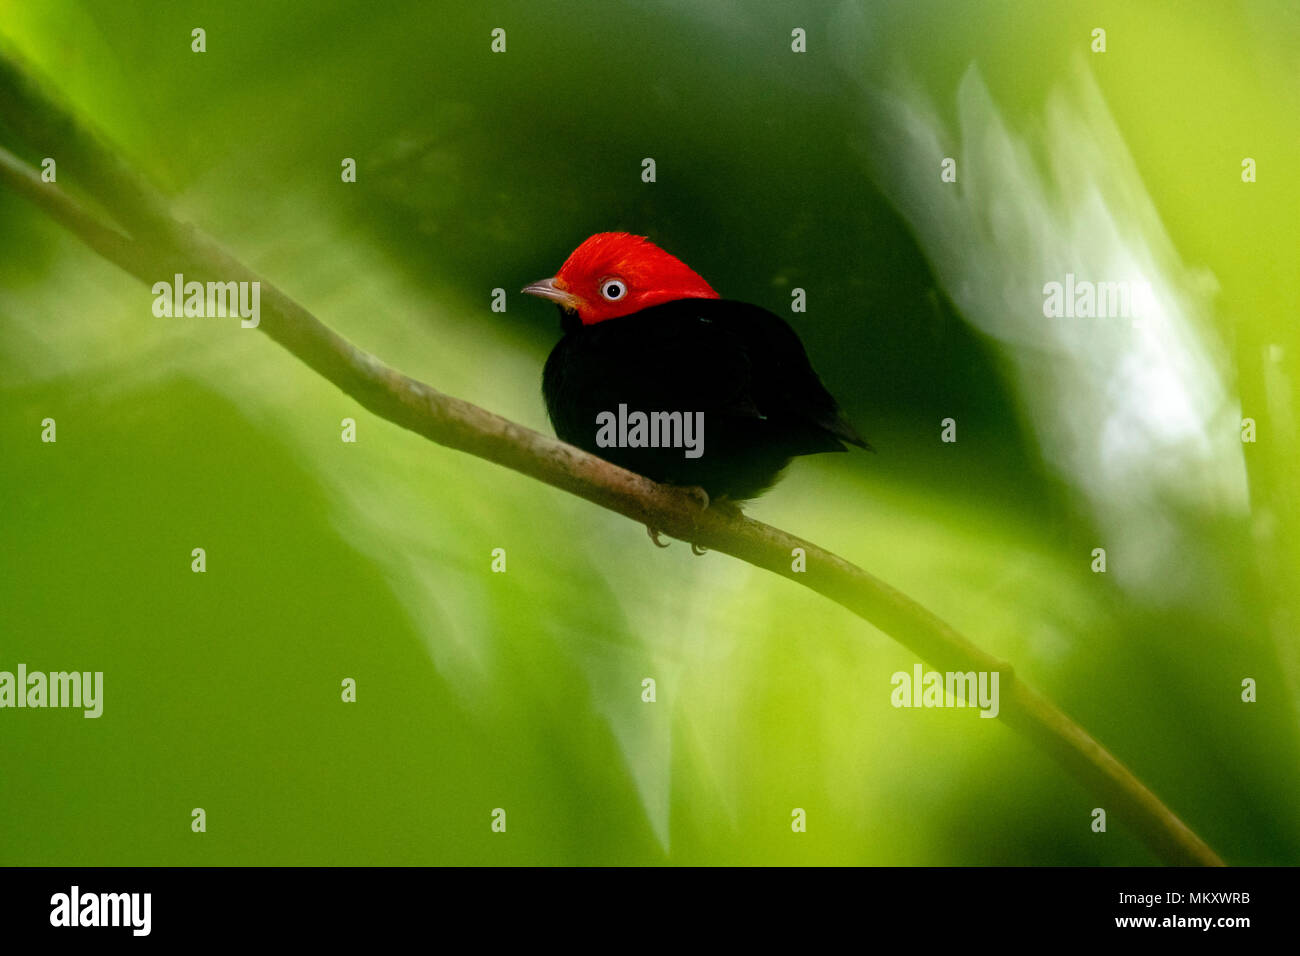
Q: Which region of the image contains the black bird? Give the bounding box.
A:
[524,232,870,506]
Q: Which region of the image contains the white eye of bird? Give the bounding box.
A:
[599,278,626,301]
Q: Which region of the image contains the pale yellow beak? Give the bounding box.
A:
[522,276,581,310]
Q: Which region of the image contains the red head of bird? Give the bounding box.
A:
[522,232,719,325]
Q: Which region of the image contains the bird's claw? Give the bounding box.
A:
[682,487,723,554]
[681,486,710,511]
[648,487,736,551]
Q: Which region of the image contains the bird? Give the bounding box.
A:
[523,232,869,542]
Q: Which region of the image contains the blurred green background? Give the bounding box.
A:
[1,0,1297,865]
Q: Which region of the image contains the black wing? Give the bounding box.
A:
[544,297,869,455]
[702,300,872,452]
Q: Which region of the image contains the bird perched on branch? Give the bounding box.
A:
[524,232,869,544]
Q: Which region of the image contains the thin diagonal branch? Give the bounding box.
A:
[0,54,1224,866]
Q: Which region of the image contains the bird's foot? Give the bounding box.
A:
[673,487,711,554]
[646,525,705,554]
[677,486,744,555]
[684,488,743,521]
[680,485,710,512]
[649,488,743,552]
